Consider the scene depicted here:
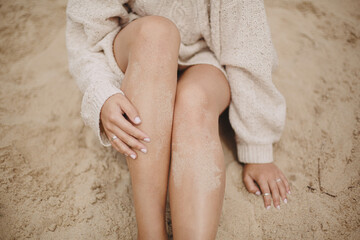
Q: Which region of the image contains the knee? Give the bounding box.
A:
[174,84,217,126]
[136,15,181,47]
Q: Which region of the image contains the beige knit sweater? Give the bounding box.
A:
[65,0,286,164]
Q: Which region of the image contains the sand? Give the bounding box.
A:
[0,0,359,239]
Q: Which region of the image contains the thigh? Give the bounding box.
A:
[176,64,231,116]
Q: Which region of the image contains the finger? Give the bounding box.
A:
[257,178,272,210]
[113,137,137,160]
[243,175,261,196]
[276,178,288,204]
[105,129,126,155]
[116,116,151,142]
[110,124,148,154]
[279,172,291,194]
[269,179,281,210]
[106,130,137,159]
[119,96,142,125]
[104,109,150,143]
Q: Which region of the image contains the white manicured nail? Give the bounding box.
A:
[284,198,288,204]
[276,205,281,210]
[266,206,271,210]
[130,154,136,159]
[134,116,141,124]
[288,190,291,195]
[255,191,261,196]
[140,148,147,153]
[143,137,151,142]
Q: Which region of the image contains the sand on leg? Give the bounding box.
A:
[112,15,181,239]
[169,64,231,239]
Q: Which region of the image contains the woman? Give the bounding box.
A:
[66,0,291,239]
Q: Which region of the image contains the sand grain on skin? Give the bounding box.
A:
[171,128,223,193]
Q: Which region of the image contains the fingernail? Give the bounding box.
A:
[140,148,147,153]
[276,205,281,210]
[288,190,291,195]
[284,198,288,204]
[143,137,151,142]
[134,116,141,124]
[266,206,271,210]
[130,154,136,159]
[255,191,261,196]
[124,153,128,157]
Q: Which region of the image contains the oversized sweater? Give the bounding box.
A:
[65,0,287,164]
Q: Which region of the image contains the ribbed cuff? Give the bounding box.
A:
[80,79,124,147]
[236,143,274,164]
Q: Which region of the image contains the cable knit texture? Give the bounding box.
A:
[65,0,286,164]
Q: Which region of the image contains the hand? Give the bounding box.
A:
[242,163,291,210]
[100,92,151,159]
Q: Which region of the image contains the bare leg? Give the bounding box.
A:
[169,64,231,239]
[113,16,181,239]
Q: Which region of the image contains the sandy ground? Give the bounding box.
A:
[0,0,359,239]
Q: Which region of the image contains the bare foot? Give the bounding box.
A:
[242,163,291,210]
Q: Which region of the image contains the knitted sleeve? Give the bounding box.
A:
[219,0,286,164]
[65,0,131,146]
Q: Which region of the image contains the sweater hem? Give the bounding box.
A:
[236,143,274,164]
[80,80,124,148]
